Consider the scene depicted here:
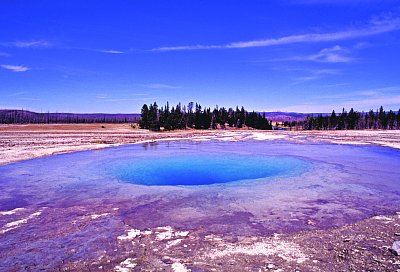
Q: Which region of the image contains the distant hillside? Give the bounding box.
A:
[264,110,399,122]
[263,112,329,122]
[0,110,140,124]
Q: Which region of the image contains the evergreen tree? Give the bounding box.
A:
[194,103,203,129]
[227,108,235,127]
[330,110,337,129]
[187,102,194,128]
[348,108,357,129]
[378,106,387,129]
[368,110,375,129]
[148,102,160,131]
[397,109,400,129]
[388,110,396,130]
[139,104,149,129]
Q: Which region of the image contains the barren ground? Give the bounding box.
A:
[1,124,400,271]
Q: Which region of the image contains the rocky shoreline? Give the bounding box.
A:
[2,205,399,271]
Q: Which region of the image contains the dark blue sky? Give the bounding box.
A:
[1,0,400,113]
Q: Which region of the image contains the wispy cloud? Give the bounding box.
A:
[1,40,51,48]
[0,39,129,56]
[279,97,400,113]
[344,95,400,109]
[142,83,181,89]
[323,83,349,88]
[1,64,30,72]
[7,91,27,97]
[20,97,41,101]
[99,98,156,102]
[315,86,400,100]
[61,46,127,54]
[94,90,163,104]
[314,46,353,63]
[96,96,157,102]
[95,94,108,99]
[281,85,400,112]
[291,69,340,85]
[97,49,125,54]
[280,45,354,63]
[96,94,147,99]
[153,15,400,52]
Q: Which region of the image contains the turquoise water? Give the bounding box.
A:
[109,154,308,186]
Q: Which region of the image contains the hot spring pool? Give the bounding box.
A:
[109,153,309,186]
[1,140,400,235]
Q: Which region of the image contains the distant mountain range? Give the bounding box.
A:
[0,109,340,124]
[0,110,140,124]
[261,111,329,122]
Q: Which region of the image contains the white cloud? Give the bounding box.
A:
[315,86,400,100]
[344,96,400,109]
[20,97,41,101]
[0,51,10,57]
[291,69,340,85]
[153,15,400,52]
[7,91,27,97]
[271,45,357,63]
[1,41,125,55]
[292,45,354,63]
[98,49,125,54]
[317,47,353,63]
[95,94,108,99]
[1,40,51,48]
[323,83,349,88]
[357,86,400,95]
[1,64,30,72]
[100,98,156,102]
[96,93,148,100]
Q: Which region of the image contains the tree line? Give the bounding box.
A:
[139,102,272,131]
[283,106,400,130]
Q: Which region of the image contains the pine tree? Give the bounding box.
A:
[397,109,400,129]
[330,110,337,129]
[139,104,149,129]
[378,106,387,129]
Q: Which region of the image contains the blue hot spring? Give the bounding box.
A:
[109,153,308,186]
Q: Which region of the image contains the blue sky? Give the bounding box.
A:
[1,0,400,113]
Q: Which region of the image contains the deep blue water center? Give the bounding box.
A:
[110,154,307,186]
